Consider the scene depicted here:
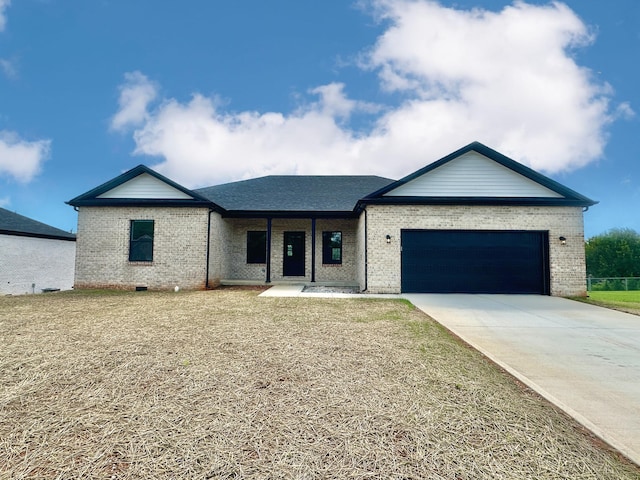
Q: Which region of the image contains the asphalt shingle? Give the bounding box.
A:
[0,208,76,240]
[194,175,395,213]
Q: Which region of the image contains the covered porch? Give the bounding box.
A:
[210,215,361,288]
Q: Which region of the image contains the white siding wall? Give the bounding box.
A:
[97,173,193,199]
[0,234,76,295]
[385,152,563,198]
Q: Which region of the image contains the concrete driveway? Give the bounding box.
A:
[404,294,640,466]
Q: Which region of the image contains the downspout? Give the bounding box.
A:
[364,209,368,292]
[311,218,316,283]
[266,217,272,283]
[205,209,213,289]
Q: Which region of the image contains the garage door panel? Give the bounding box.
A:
[401,230,549,294]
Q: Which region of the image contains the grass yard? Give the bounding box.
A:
[578,291,640,316]
[1,289,639,479]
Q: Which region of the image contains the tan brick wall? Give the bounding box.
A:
[314,219,357,283]
[76,204,585,295]
[223,218,270,281]
[356,213,367,291]
[75,206,209,290]
[207,212,231,287]
[364,204,587,296]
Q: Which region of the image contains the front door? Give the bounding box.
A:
[283,231,305,276]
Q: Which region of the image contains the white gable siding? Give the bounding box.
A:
[97,173,194,199]
[384,152,563,198]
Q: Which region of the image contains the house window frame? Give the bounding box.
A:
[247,230,267,264]
[322,231,342,265]
[129,220,154,262]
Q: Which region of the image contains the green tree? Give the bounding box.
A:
[585,228,640,277]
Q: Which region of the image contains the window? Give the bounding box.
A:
[129,220,154,262]
[247,231,267,264]
[322,231,342,264]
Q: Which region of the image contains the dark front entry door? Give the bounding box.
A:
[283,231,305,276]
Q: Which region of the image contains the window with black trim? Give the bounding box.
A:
[129,220,154,262]
[247,231,267,264]
[322,231,342,264]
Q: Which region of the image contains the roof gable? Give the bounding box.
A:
[385,151,563,198]
[67,165,216,208]
[0,208,75,241]
[97,172,194,199]
[365,142,596,207]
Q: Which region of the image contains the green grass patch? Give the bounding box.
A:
[574,290,640,316]
[588,290,640,303]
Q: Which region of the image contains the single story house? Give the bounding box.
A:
[67,142,596,296]
[0,207,76,295]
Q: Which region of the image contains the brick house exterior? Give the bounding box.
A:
[68,142,596,296]
[0,208,76,295]
[362,205,586,296]
[74,206,210,290]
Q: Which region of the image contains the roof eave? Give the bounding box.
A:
[0,229,76,241]
[67,198,220,210]
[358,196,598,207]
[222,210,359,219]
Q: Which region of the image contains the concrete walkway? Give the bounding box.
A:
[405,294,640,466]
[258,286,640,464]
[258,284,401,299]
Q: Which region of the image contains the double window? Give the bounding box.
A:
[129,220,154,262]
[322,231,342,264]
[247,231,267,264]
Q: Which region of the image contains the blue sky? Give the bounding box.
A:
[0,0,638,239]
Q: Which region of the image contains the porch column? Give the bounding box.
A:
[266,217,272,283]
[311,218,316,283]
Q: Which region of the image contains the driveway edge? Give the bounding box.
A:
[414,305,640,467]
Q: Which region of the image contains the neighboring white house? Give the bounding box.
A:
[0,208,76,295]
[68,142,597,296]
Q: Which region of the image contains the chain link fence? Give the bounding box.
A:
[587,277,640,291]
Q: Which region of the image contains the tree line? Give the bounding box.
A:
[585,228,640,278]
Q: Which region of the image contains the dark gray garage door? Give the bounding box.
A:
[401,230,549,294]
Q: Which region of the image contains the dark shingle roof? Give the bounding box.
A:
[0,208,76,241]
[194,176,395,214]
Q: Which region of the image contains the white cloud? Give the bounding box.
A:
[0,1,49,185]
[0,196,9,208]
[113,1,625,187]
[0,0,9,32]
[130,89,366,186]
[0,131,51,182]
[0,1,51,185]
[110,71,158,132]
[364,0,612,173]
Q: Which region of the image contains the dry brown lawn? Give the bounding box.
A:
[0,288,638,479]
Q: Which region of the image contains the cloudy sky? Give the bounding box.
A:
[0,0,638,237]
